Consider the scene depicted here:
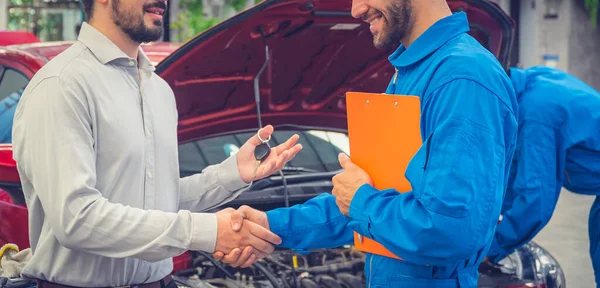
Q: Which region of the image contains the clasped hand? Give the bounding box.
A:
[213,206,272,268]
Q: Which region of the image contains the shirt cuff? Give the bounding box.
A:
[189,212,218,252]
[217,154,249,192]
[347,184,377,238]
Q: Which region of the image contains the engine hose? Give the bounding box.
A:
[296,259,363,275]
[335,273,364,288]
[194,251,236,280]
[315,275,343,288]
[253,261,282,288]
[299,278,319,288]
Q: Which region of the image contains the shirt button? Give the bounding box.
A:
[147,171,153,179]
[128,60,135,66]
[146,128,152,136]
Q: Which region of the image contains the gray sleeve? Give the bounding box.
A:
[178,155,250,212]
[12,77,219,261]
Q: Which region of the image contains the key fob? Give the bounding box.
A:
[254,142,271,160]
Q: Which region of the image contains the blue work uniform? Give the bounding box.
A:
[266,12,518,288]
[0,89,23,143]
[486,66,600,284]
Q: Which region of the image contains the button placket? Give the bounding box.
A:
[140,83,155,209]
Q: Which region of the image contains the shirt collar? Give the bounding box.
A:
[77,22,155,72]
[388,11,470,68]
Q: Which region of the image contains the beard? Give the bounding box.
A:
[111,0,164,43]
[373,0,413,49]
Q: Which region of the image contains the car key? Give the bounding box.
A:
[253,134,271,178]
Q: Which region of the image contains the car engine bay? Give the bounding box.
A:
[171,248,366,288]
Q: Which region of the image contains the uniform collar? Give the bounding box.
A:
[388,11,470,68]
[77,22,155,72]
[509,67,526,101]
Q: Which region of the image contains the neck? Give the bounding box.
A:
[401,4,452,47]
[89,17,140,59]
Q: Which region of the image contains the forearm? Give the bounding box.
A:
[179,155,250,212]
[50,193,217,261]
[266,193,354,249]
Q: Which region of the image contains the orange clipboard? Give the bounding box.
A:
[345,91,422,260]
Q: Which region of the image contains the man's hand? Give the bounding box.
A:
[213,206,271,267]
[332,153,373,215]
[214,208,281,266]
[237,125,303,183]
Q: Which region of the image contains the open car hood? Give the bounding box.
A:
[156,0,515,143]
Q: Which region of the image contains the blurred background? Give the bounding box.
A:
[0,0,598,88]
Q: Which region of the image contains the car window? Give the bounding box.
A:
[0,68,29,103]
[179,130,349,177]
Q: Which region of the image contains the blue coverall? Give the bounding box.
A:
[265,12,518,287]
[486,66,600,285]
[0,89,23,143]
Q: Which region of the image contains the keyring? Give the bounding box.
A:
[257,129,271,143]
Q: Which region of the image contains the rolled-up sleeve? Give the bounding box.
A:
[13,77,220,261]
[346,78,516,266]
[179,154,250,212]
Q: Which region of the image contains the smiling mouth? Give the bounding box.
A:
[145,7,165,15]
[364,12,383,29]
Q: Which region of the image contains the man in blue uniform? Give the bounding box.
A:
[485,66,600,286]
[214,0,519,286]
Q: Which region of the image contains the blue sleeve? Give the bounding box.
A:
[347,79,516,266]
[265,193,354,249]
[486,122,559,263]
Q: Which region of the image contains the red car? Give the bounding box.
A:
[0,31,40,46]
[0,0,565,287]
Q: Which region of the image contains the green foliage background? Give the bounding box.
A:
[170,0,257,42]
[585,0,599,28]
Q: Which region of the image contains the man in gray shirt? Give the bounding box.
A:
[10,0,302,286]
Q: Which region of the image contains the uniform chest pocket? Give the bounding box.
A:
[417,118,497,219]
[405,133,434,200]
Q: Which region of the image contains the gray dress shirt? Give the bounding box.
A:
[11,22,249,286]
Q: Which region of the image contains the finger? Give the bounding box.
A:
[274,150,290,169]
[274,134,300,155]
[253,250,268,259]
[230,210,245,231]
[248,236,276,255]
[338,153,351,169]
[246,220,282,245]
[286,144,303,160]
[240,254,257,268]
[233,246,255,267]
[222,248,242,265]
[248,125,274,146]
[213,251,225,260]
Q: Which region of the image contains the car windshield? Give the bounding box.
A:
[178,130,349,177]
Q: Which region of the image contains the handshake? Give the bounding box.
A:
[213,205,277,268]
